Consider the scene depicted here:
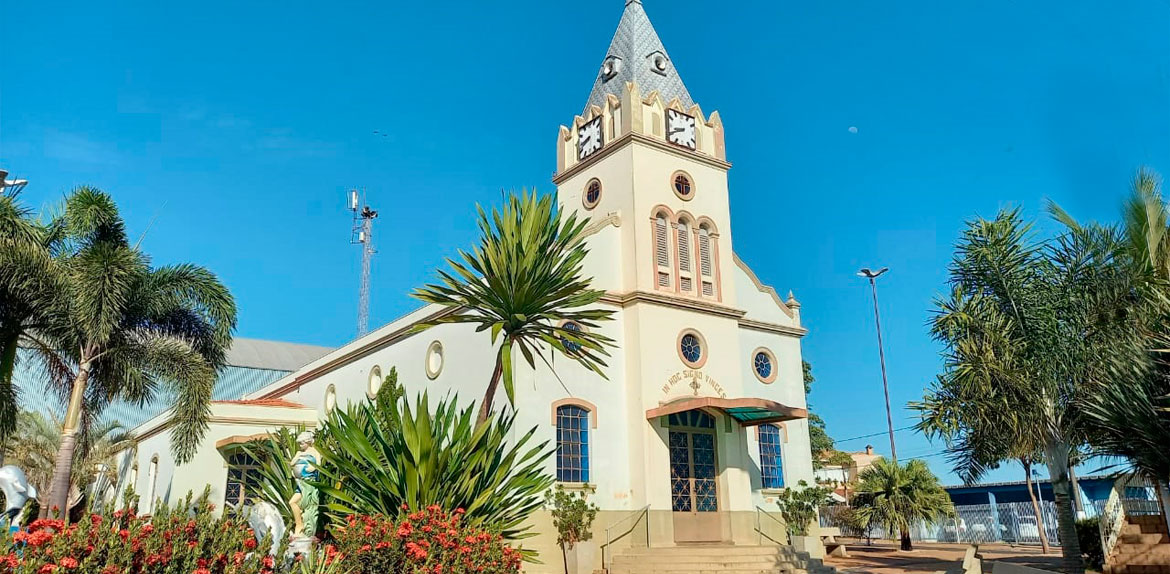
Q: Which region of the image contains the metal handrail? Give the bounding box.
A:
[755,505,789,546]
[604,504,651,571]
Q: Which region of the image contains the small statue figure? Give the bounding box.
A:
[243,500,286,556]
[0,465,38,528]
[287,431,320,539]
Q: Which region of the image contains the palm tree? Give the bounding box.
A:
[414,191,615,423]
[851,458,954,551]
[925,208,1154,574]
[0,193,67,442]
[2,410,134,512]
[26,187,236,516]
[914,378,1053,554]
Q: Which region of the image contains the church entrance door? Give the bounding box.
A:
[668,411,723,543]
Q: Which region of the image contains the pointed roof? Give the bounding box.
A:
[583,0,694,113]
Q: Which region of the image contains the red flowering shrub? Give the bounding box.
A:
[0,491,520,574]
[328,505,522,574]
[0,490,281,574]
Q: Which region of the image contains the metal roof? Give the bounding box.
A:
[224,337,333,372]
[583,0,694,113]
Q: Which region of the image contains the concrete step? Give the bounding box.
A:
[619,546,797,557]
[608,561,800,570]
[614,555,799,566]
[1122,534,1169,545]
[609,570,803,574]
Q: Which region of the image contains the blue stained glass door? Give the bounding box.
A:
[668,426,722,542]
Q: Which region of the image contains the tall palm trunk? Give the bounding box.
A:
[0,328,19,449]
[1022,459,1051,554]
[46,360,90,519]
[1045,442,1085,574]
[900,528,912,551]
[477,358,504,424]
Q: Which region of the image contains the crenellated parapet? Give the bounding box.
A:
[557,81,727,176]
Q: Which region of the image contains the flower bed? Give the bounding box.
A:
[327,505,522,574]
[0,495,521,574]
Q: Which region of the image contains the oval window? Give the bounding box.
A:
[367,365,383,398]
[583,179,602,209]
[425,341,444,380]
[672,172,693,200]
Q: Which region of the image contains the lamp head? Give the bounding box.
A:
[857,267,889,279]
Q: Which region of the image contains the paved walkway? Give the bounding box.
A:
[825,540,1065,574]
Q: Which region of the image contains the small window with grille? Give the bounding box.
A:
[556,405,591,483]
[759,425,785,489]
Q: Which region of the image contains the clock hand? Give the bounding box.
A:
[668,128,686,134]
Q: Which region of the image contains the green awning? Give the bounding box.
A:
[646,397,808,427]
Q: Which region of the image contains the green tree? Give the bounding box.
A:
[852,458,953,551]
[1075,170,1170,497]
[0,192,66,442]
[547,484,599,574]
[31,187,236,515]
[1,410,134,512]
[914,376,1053,553]
[414,190,616,423]
[774,480,833,537]
[923,207,1153,572]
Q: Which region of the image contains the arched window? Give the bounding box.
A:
[224,451,262,507]
[759,425,784,489]
[654,213,672,289]
[698,224,715,297]
[677,219,693,293]
[556,405,591,483]
[146,455,159,513]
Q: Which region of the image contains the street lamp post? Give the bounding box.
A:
[857,267,898,465]
[0,170,29,197]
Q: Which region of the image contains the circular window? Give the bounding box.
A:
[672,172,694,200]
[425,340,444,380]
[559,320,585,353]
[324,384,337,413]
[677,329,707,368]
[752,348,777,383]
[367,365,383,399]
[583,179,602,210]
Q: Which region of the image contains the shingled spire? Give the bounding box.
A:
[583,0,694,114]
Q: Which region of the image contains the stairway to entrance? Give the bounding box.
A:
[1106,515,1170,574]
[605,544,838,574]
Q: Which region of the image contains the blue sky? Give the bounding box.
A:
[3,0,1168,485]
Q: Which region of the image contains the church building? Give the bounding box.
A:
[117,1,816,569]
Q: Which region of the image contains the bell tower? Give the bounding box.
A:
[554,0,735,305]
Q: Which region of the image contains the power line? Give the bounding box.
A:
[833,425,916,444]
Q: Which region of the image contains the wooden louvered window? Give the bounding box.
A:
[699,226,715,297]
[677,220,693,294]
[655,214,672,289]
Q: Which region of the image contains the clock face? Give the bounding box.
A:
[666,109,696,150]
[577,117,604,160]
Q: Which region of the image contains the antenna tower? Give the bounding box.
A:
[348,189,378,337]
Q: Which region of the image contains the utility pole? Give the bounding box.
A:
[348,189,378,337]
[857,267,898,465]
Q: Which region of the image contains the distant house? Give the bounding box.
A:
[814,445,883,502]
[943,475,1112,516]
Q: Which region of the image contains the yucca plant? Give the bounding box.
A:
[240,426,305,523]
[315,390,554,542]
[413,190,615,423]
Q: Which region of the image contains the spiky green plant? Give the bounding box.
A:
[315,390,554,542]
[852,459,954,551]
[413,190,615,423]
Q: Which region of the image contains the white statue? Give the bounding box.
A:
[242,500,286,556]
[0,465,38,527]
